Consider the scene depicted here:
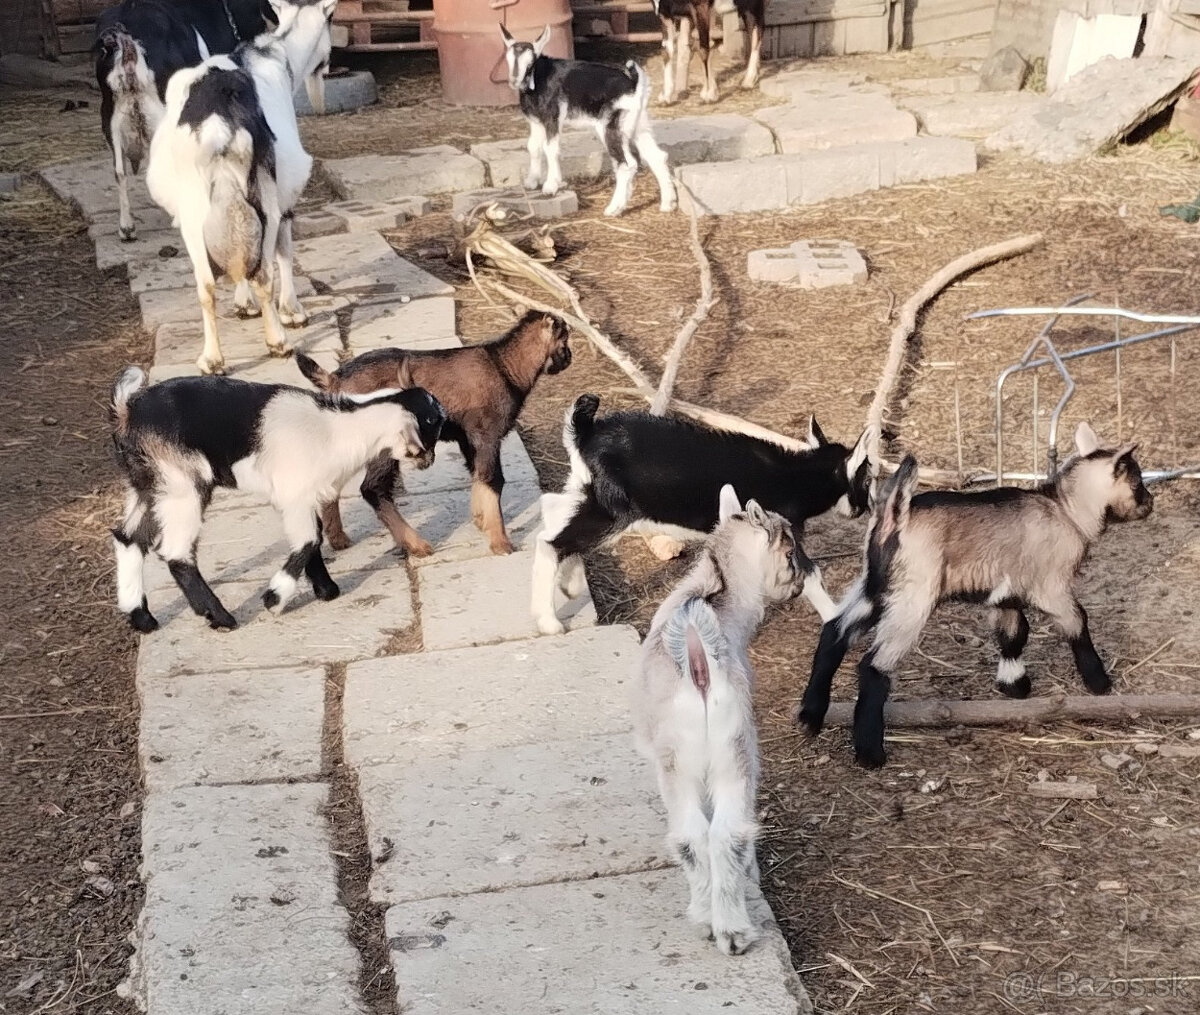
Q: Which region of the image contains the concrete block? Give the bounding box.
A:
[1047,12,1139,93]
[138,277,316,334]
[758,68,881,101]
[894,74,982,94]
[323,146,486,199]
[451,188,579,220]
[754,93,917,153]
[325,197,414,232]
[148,352,337,388]
[88,204,174,236]
[132,784,366,1015]
[979,44,1029,91]
[416,550,595,650]
[856,136,978,185]
[358,735,666,902]
[787,147,882,204]
[897,92,1046,137]
[39,156,154,220]
[385,871,809,1015]
[293,207,347,240]
[342,626,644,767]
[294,69,377,115]
[0,172,20,193]
[139,665,325,789]
[135,567,415,679]
[344,298,460,351]
[93,229,182,272]
[747,239,868,287]
[293,232,454,298]
[472,135,607,188]
[677,157,790,216]
[126,255,195,294]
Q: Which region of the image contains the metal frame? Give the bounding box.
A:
[966,298,1200,485]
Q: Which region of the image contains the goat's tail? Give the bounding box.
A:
[109,366,148,437]
[564,393,601,450]
[627,59,651,123]
[295,352,335,391]
[663,597,728,703]
[872,453,918,547]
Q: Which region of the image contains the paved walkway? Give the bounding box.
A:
[41,158,810,1013]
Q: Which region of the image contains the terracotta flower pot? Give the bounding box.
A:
[433,0,574,106]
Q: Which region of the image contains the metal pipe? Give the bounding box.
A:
[970,306,1200,325]
[967,468,1200,485]
[1003,323,1199,374]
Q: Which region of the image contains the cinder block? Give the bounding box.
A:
[747,239,868,287]
[855,136,978,186]
[755,93,917,153]
[788,147,882,204]
[450,188,578,220]
[324,198,407,232]
[322,147,485,199]
[292,208,346,240]
[676,157,790,216]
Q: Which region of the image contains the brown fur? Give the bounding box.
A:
[296,310,571,556]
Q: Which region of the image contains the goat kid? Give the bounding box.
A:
[500,24,677,217]
[797,423,1154,768]
[94,0,272,242]
[146,0,335,375]
[655,0,766,105]
[295,310,572,557]
[109,367,445,633]
[532,394,873,635]
[636,485,802,955]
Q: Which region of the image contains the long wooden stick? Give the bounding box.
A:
[865,233,1045,468]
[819,692,1200,729]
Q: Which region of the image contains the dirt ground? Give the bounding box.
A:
[3,43,1200,1015]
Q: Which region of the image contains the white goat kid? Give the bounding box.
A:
[634,485,803,955]
[146,0,334,375]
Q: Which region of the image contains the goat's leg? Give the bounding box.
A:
[992,604,1032,698]
[253,184,292,358]
[524,120,547,190]
[741,12,763,89]
[113,489,159,632]
[233,279,261,318]
[320,499,352,551]
[697,13,718,103]
[471,444,512,555]
[304,517,340,601]
[796,577,869,734]
[531,490,613,635]
[361,451,432,557]
[155,485,236,629]
[264,505,326,614]
[633,129,677,212]
[656,763,714,936]
[602,119,637,218]
[676,16,693,96]
[660,19,679,103]
[708,765,760,955]
[178,217,226,375]
[274,212,308,327]
[1035,591,1112,694]
[542,128,563,197]
[111,133,136,242]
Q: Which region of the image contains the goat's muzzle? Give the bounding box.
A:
[546,345,572,375]
[405,442,436,470]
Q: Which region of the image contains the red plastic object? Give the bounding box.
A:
[433,0,574,106]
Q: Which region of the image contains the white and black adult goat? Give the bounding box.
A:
[108,368,445,633]
[531,394,874,635]
[797,423,1155,768]
[146,0,335,375]
[94,0,273,242]
[635,486,802,955]
[499,24,676,217]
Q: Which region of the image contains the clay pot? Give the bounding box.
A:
[433,0,574,106]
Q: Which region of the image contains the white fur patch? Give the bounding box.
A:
[114,538,146,613]
[996,658,1026,685]
[987,579,1014,605]
[267,570,298,612]
[802,570,838,623]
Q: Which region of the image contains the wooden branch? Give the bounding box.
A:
[865,233,1045,470]
[820,692,1200,729]
[650,188,716,415]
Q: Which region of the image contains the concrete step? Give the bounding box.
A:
[138,278,317,335]
[343,626,643,768]
[130,783,367,1014]
[292,231,454,298]
[40,156,154,221]
[897,90,1046,139]
[357,734,667,903]
[754,92,918,153]
[322,145,487,199]
[385,870,809,1015]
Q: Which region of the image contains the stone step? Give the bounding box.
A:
[342,297,459,351]
[126,254,195,294]
[94,227,181,272]
[89,205,174,238]
[471,113,776,188]
[139,278,317,335]
[40,156,155,221]
[293,231,454,298]
[678,136,977,216]
[754,92,918,153]
[139,664,325,790]
[322,145,487,199]
[417,549,596,651]
[131,783,367,1014]
[343,626,643,768]
[357,734,667,903]
[147,352,339,387]
[135,567,414,680]
[385,870,809,1015]
[896,91,1046,139]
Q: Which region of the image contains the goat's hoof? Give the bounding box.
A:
[996,674,1032,699]
[326,531,352,551]
[278,307,308,328]
[266,343,294,359]
[794,704,825,736]
[118,225,137,242]
[198,359,227,376]
[854,744,887,769]
[403,538,434,558]
[234,303,262,319]
[603,203,627,218]
[541,182,561,197]
[489,537,514,555]
[535,615,565,636]
[660,198,678,213]
[262,589,282,613]
[312,580,340,602]
[1086,676,1114,695]
[700,90,719,104]
[658,92,676,105]
[714,927,758,956]
[128,606,159,633]
[207,609,237,630]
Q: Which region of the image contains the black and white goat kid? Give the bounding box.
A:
[531,394,874,635]
[108,367,445,633]
[500,24,676,217]
[146,0,335,375]
[797,423,1154,768]
[94,0,272,242]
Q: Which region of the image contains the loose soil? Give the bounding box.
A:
[4,45,1200,1015]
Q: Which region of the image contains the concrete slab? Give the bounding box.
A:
[94,229,182,271]
[748,239,868,286]
[472,135,608,188]
[132,783,366,1014]
[451,188,579,220]
[417,549,595,651]
[759,68,882,101]
[293,207,346,240]
[89,204,174,236]
[325,197,423,232]
[360,734,667,902]
[852,136,978,186]
[892,74,981,94]
[677,156,792,216]
[343,298,460,351]
[135,567,415,679]
[138,277,317,334]
[40,157,155,219]
[139,665,325,789]
[399,431,540,497]
[987,56,1199,162]
[358,735,666,902]
[754,93,917,152]
[148,352,339,388]
[342,626,643,767]
[126,255,195,294]
[385,871,809,1015]
[0,172,22,193]
[293,232,454,298]
[323,146,486,199]
[897,91,1046,137]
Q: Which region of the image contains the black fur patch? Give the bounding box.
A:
[515,54,639,129]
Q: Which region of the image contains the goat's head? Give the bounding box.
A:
[714,485,805,606]
[499,23,551,93]
[807,421,874,518]
[525,310,572,375]
[393,386,447,470]
[269,0,336,114]
[1062,422,1154,523]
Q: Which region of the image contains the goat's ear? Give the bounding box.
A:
[1113,444,1139,473]
[847,426,872,476]
[319,0,337,16]
[805,415,828,450]
[395,359,415,390]
[745,499,769,527]
[718,484,741,523]
[499,23,515,46]
[267,0,283,16]
[875,455,918,544]
[1074,421,1099,456]
[533,23,552,54]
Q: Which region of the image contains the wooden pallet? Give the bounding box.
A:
[333,0,436,52]
[572,0,660,42]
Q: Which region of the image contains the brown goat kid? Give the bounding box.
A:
[295,310,572,557]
